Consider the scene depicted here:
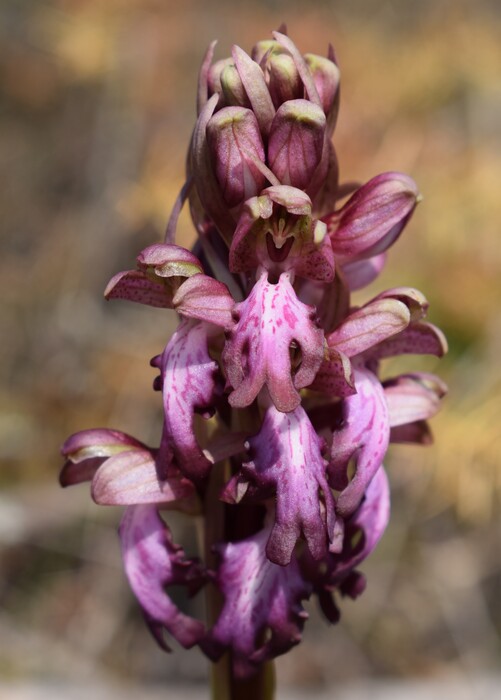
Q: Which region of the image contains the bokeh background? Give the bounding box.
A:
[1,0,500,697]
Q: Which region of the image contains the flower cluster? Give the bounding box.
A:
[61,30,446,679]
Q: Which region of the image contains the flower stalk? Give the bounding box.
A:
[60,27,446,695]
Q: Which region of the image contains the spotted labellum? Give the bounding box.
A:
[61,28,446,694]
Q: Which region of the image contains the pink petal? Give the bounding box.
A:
[158,319,218,482]
[173,274,235,328]
[222,272,324,412]
[341,253,387,291]
[61,428,146,461]
[219,62,251,107]
[371,287,429,322]
[223,404,337,566]
[326,298,411,358]
[207,57,233,101]
[390,421,433,445]
[202,525,310,678]
[308,347,356,398]
[335,466,390,576]
[364,321,448,361]
[105,245,204,308]
[309,140,339,218]
[265,184,312,214]
[302,467,390,623]
[228,195,271,273]
[327,172,420,260]
[257,45,303,107]
[60,429,147,487]
[292,224,335,283]
[329,368,390,518]
[120,506,205,650]
[104,270,175,308]
[91,449,197,510]
[384,372,447,427]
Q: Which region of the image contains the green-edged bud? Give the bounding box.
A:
[268,99,327,191]
[220,63,251,107]
[252,40,302,107]
[304,51,340,133]
[206,106,266,208]
[207,58,233,97]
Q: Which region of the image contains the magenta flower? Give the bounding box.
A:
[61,29,446,696]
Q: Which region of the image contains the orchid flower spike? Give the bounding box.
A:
[61,27,446,694]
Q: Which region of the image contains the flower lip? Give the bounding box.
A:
[222,271,324,412]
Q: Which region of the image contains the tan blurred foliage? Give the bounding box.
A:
[0,0,500,692]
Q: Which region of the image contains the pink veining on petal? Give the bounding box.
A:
[267,99,326,190]
[362,321,448,362]
[158,319,218,482]
[202,524,311,678]
[272,32,322,107]
[120,505,205,651]
[326,172,420,260]
[222,272,324,412]
[91,449,197,510]
[304,51,340,133]
[326,298,411,358]
[334,466,390,578]
[105,270,175,308]
[224,404,336,566]
[301,467,390,624]
[329,367,390,518]
[207,106,266,207]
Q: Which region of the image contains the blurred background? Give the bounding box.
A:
[1,0,500,697]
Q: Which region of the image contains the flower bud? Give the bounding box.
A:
[253,40,303,107]
[326,172,420,260]
[207,57,232,95]
[205,57,234,110]
[304,50,340,132]
[206,106,266,208]
[251,38,278,65]
[219,63,251,107]
[268,99,326,190]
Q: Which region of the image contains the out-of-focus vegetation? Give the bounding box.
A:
[0,0,500,692]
